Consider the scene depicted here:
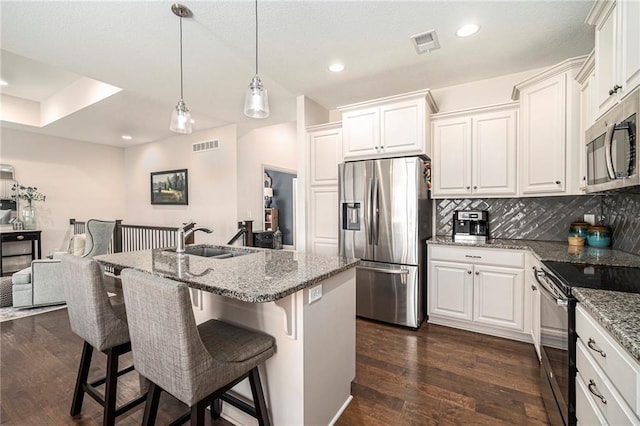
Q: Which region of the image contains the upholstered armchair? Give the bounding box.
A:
[11,219,115,308]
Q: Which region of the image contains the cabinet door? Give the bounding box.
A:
[595,2,619,117]
[620,0,640,97]
[309,187,339,255]
[472,109,517,196]
[579,73,596,191]
[520,73,567,195]
[473,265,524,331]
[380,99,425,156]
[428,260,473,321]
[342,108,379,159]
[431,117,472,197]
[309,127,342,186]
[529,267,541,360]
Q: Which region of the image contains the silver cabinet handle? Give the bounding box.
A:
[465,255,481,259]
[588,380,607,404]
[587,338,607,358]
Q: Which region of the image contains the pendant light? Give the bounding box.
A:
[243,0,270,118]
[170,4,193,134]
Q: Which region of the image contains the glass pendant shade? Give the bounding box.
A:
[170,99,193,134]
[243,75,269,118]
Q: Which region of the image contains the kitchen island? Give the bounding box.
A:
[95,245,360,426]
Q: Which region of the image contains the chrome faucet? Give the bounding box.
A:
[176,221,213,253]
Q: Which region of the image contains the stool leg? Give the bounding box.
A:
[142,382,162,426]
[210,398,222,419]
[191,401,206,426]
[249,367,271,426]
[103,347,119,426]
[70,341,93,416]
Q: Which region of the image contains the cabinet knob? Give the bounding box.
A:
[475,271,479,275]
[16,235,24,240]
[467,270,472,275]
[466,186,471,190]
[473,186,477,190]
[531,285,537,291]
[609,84,622,95]
[555,180,561,185]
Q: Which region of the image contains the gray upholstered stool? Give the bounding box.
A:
[61,255,146,426]
[120,269,276,426]
[0,276,13,308]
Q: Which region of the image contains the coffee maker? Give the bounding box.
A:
[452,210,489,243]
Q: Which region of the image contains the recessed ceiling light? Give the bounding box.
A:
[456,24,480,38]
[0,80,8,86]
[329,63,345,73]
[121,135,132,140]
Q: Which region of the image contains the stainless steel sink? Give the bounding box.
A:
[167,246,258,259]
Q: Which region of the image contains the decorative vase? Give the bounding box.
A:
[586,224,611,247]
[22,204,36,230]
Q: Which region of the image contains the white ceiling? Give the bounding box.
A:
[0,1,595,148]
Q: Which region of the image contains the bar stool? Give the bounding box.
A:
[61,255,146,426]
[120,269,276,426]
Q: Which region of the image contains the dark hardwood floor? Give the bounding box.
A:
[1,276,548,425]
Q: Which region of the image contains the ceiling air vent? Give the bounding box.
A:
[192,140,219,153]
[410,30,440,54]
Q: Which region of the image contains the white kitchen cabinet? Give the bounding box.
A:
[473,265,524,331]
[306,122,342,255]
[527,254,543,360]
[308,122,342,186]
[431,103,518,198]
[429,260,473,321]
[576,51,596,192]
[513,56,585,196]
[308,186,339,255]
[339,90,438,160]
[587,0,640,118]
[428,245,529,341]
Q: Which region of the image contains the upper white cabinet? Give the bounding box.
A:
[431,103,518,198]
[308,122,342,186]
[513,56,585,196]
[306,122,342,255]
[587,0,640,118]
[338,90,438,160]
[576,51,596,191]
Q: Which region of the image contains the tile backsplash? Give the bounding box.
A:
[435,193,639,255]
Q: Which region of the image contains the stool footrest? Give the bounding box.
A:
[220,393,257,418]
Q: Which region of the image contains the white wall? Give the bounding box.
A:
[0,127,126,256]
[236,122,297,235]
[123,124,238,245]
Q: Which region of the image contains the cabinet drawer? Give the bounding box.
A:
[576,371,608,425]
[576,339,640,424]
[1,232,39,243]
[428,245,525,268]
[576,305,640,414]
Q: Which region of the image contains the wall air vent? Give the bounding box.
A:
[410,30,440,54]
[192,140,219,153]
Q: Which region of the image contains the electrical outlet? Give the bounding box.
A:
[584,214,595,225]
[309,285,322,304]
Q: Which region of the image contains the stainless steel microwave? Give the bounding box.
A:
[585,89,638,193]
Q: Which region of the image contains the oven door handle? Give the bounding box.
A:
[604,122,617,179]
[533,267,568,306]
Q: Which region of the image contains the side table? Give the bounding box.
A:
[0,230,42,277]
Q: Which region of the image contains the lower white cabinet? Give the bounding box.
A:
[528,254,542,360]
[575,304,640,423]
[428,245,529,341]
[308,186,339,256]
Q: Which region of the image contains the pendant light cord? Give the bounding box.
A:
[255,0,258,75]
[179,15,184,100]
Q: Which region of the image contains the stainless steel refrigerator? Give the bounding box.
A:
[339,156,431,328]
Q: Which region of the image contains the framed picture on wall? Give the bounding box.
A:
[150,169,188,205]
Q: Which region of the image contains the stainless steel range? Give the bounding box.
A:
[535,261,640,425]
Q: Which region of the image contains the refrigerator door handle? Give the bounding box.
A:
[358,265,409,275]
[366,178,373,245]
[373,178,379,245]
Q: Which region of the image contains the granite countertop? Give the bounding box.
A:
[428,236,640,267]
[429,236,640,361]
[95,245,360,303]
[572,288,640,362]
